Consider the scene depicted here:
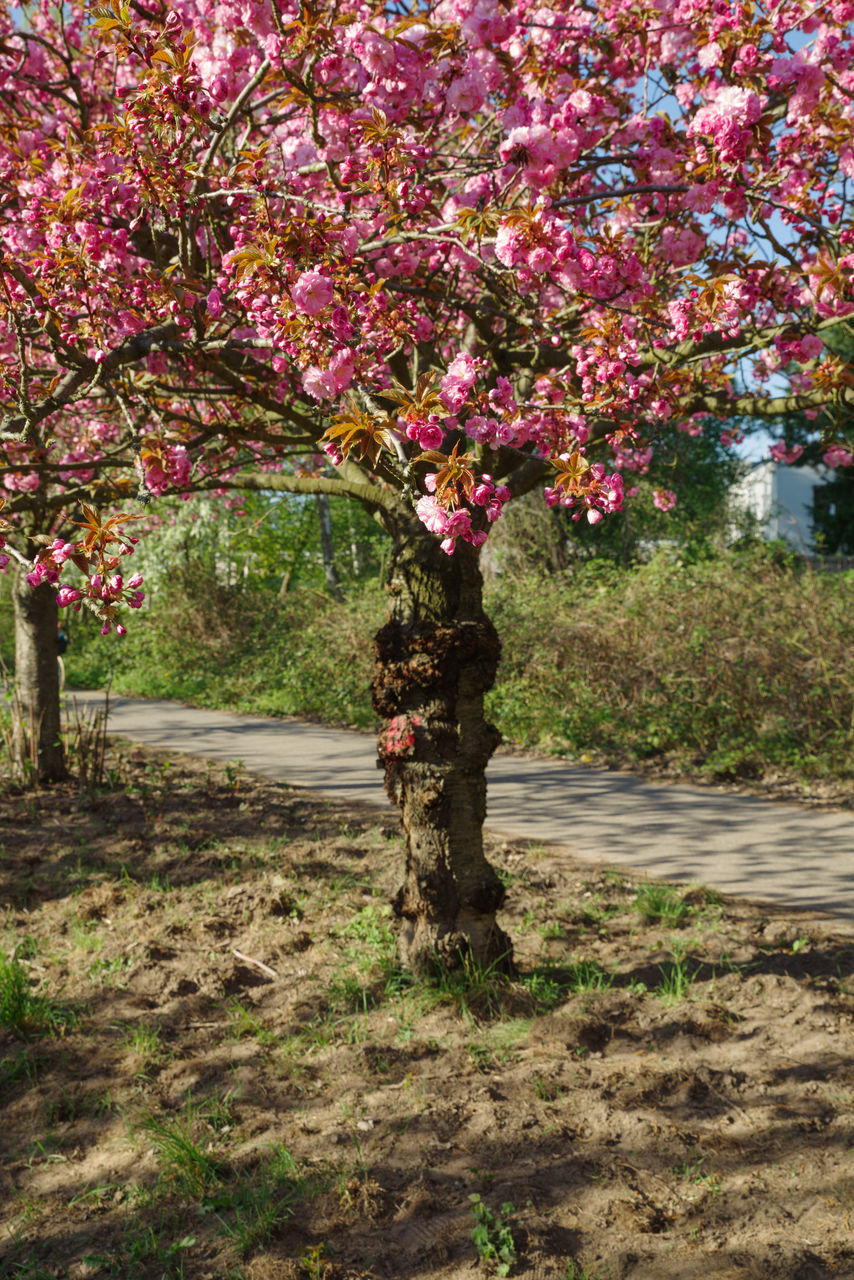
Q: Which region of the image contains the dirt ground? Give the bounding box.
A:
[2,744,854,1280]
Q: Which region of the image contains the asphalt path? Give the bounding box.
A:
[71,690,854,931]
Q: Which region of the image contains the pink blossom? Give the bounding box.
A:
[440,352,477,412]
[698,42,723,69]
[291,270,334,316]
[823,445,853,468]
[411,421,444,451]
[209,75,229,103]
[329,348,355,392]
[302,365,336,400]
[528,246,554,274]
[653,489,677,512]
[415,494,450,535]
[494,223,524,268]
[769,443,804,465]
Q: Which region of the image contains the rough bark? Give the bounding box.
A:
[11,566,65,782]
[372,512,513,975]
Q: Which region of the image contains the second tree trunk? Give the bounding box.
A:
[11,566,65,783]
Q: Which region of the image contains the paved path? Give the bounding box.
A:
[71,690,854,930]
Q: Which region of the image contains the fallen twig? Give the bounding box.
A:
[231,947,277,979]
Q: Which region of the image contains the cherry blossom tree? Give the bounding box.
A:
[3,0,854,968]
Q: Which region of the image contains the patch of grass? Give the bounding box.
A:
[576,891,620,927]
[561,1261,610,1280]
[213,1145,300,1255]
[424,953,517,1026]
[634,881,690,926]
[6,1261,61,1280]
[88,955,133,987]
[105,1224,198,1278]
[0,1046,42,1092]
[0,953,76,1036]
[534,1074,565,1102]
[539,959,614,997]
[341,904,395,965]
[134,1098,228,1197]
[674,1148,722,1195]
[655,956,698,1004]
[469,1193,518,1277]
[123,1022,166,1064]
[523,970,566,1011]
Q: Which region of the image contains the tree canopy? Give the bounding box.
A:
[2,0,854,614]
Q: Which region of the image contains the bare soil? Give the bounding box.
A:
[2,745,854,1280]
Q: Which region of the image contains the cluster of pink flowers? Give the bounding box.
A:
[58,449,99,484]
[611,444,653,474]
[823,445,854,469]
[142,445,192,496]
[301,348,355,401]
[544,463,624,525]
[439,353,479,413]
[3,470,41,493]
[416,472,510,555]
[291,270,335,317]
[25,537,144,636]
[25,538,78,589]
[769,442,805,465]
[687,86,763,164]
[492,210,643,304]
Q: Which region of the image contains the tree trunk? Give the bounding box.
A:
[11,566,65,783]
[316,493,343,600]
[372,513,513,975]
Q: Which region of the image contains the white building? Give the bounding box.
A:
[729,460,829,551]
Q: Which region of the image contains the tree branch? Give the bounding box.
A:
[207,469,403,515]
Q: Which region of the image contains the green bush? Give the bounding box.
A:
[485,546,854,781]
[62,572,384,729]
[5,544,853,787]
